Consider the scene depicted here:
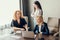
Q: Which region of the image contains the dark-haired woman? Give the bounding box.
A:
[31,1,43,28]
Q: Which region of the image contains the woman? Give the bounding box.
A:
[34,16,49,40]
[11,10,28,32]
[31,1,43,28]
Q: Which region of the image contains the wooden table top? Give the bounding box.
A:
[0,33,34,40]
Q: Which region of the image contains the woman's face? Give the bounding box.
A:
[36,16,43,24]
[16,11,21,19]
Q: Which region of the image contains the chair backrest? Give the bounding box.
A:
[23,16,28,24]
[48,17,59,27]
[47,17,59,33]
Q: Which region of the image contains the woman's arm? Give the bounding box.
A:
[31,13,34,17]
[34,26,36,34]
[34,25,39,34]
[42,23,49,35]
[22,18,28,31]
[13,27,20,32]
[23,24,28,31]
[13,27,26,32]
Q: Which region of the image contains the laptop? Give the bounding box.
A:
[22,31,34,38]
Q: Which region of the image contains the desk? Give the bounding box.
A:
[0,33,34,40]
[0,28,34,40]
[0,28,57,40]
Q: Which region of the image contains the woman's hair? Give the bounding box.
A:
[13,10,23,20]
[34,1,42,10]
[36,16,43,20]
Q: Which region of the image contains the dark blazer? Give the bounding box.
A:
[34,22,49,35]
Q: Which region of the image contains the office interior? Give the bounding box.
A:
[0,0,60,40]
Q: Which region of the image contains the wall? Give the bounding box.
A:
[0,0,19,25]
[39,0,60,22]
[29,0,60,22]
[29,0,60,29]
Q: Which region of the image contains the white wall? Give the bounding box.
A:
[29,0,60,22]
[0,0,19,25]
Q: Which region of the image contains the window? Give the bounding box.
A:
[0,0,20,25]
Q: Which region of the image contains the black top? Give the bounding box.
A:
[11,18,27,29]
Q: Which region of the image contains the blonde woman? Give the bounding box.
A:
[34,16,49,40]
[11,10,28,32]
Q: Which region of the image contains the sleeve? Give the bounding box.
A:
[11,20,15,27]
[31,12,34,17]
[34,25,39,34]
[34,26,36,34]
[42,23,49,35]
[23,18,27,25]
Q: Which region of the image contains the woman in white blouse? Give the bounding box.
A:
[31,1,43,28]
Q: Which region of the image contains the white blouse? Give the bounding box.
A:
[39,24,41,32]
[31,9,43,20]
[34,9,42,17]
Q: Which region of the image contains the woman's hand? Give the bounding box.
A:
[39,32,42,38]
[31,13,34,17]
[20,28,25,31]
[34,35,37,38]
